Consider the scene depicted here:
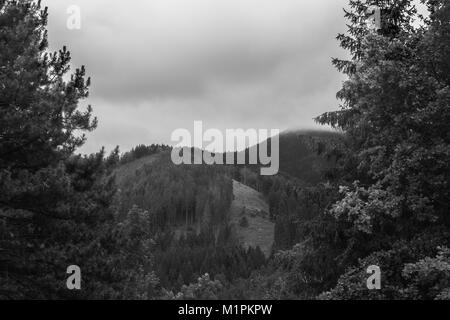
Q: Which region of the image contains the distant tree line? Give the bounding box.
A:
[119,144,171,165]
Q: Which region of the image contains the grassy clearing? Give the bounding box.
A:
[229,180,274,257]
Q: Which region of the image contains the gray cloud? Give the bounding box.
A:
[42,0,351,153]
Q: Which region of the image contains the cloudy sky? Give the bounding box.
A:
[42,0,353,154]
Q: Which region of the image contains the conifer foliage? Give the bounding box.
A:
[313,0,450,299]
[0,0,155,299]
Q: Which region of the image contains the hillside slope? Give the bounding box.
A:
[229,180,274,257]
[113,153,162,185]
[113,151,275,256]
[229,129,341,184]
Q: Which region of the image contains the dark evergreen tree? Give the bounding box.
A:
[0,0,157,299]
[313,0,450,299]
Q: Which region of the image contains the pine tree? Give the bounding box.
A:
[331,0,416,76]
[0,0,157,299]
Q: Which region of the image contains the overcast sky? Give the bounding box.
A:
[42,0,354,154]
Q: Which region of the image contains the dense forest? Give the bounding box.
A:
[1,0,449,300]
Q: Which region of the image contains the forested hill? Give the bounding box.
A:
[230,130,341,184]
[113,150,233,233]
[110,129,337,262]
[111,129,338,236]
[111,149,269,291]
[275,130,340,183]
